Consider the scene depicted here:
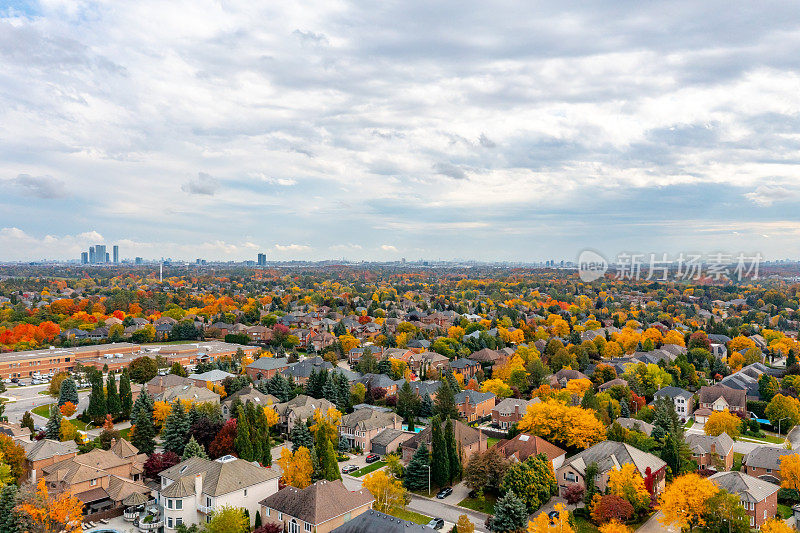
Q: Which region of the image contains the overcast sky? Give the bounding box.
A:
[2,1,800,262]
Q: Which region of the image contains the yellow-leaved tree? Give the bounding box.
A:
[780,454,800,491]
[16,478,84,533]
[761,518,795,533]
[517,399,606,450]
[658,473,719,532]
[362,470,408,514]
[277,446,313,489]
[704,409,741,438]
[599,521,632,533]
[607,463,650,512]
[528,503,573,533]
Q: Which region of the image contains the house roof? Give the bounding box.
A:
[284,357,333,378]
[160,456,280,497]
[496,434,566,463]
[468,348,503,363]
[615,418,654,437]
[655,386,693,400]
[188,369,235,382]
[560,441,666,477]
[685,432,735,457]
[330,509,432,532]
[23,439,78,461]
[146,374,193,390]
[247,357,289,372]
[742,447,800,471]
[157,384,220,404]
[341,408,400,432]
[402,419,483,451]
[454,390,495,406]
[494,397,535,414]
[370,428,411,448]
[259,480,373,525]
[222,385,278,407]
[710,471,779,502]
[450,358,479,370]
[699,385,746,407]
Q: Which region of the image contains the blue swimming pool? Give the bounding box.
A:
[402,424,424,433]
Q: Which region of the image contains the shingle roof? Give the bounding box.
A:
[743,447,800,471]
[160,456,280,497]
[188,369,235,382]
[454,390,495,406]
[370,428,411,447]
[341,408,400,432]
[156,384,220,403]
[685,432,734,457]
[330,509,433,532]
[402,419,482,451]
[710,471,779,502]
[247,357,289,371]
[561,441,666,477]
[615,418,654,437]
[496,434,565,463]
[259,480,373,525]
[699,385,746,408]
[655,386,693,400]
[24,439,78,461]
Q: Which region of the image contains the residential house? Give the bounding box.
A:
[187,369,235,388]
[615,418,654,437]
[598,378,628,393]
[709,471,779,528]
[275,395,335,433]
[401,419,487,463]
[260,480,373,533]
[339,407,402,452]
[155,384,221,405]
[146,375,194,397]
[245,357,289,382]
[454,390,496,422]
[330,509,433,533]
[556,441,667,497]
[467,348,506,367]
[309,331,337,352]
[355,373,405,396]
[369,428,414,456]
[654,386,694,421]
[696,385,747,423]
[20,439,78,483]
[405,351,450,375]
[450,358,480,379]
[284,356,333,385]
[495,434,566,469]
[221,385,279,420]
[492,397,539,429]
[347,346,385,365]
[719,363,770,400]
[409,380,441,401]
[157,455,281,530]
[549,368,590,388]
[742,448,800,484]
[0,421,31,442]
[685,432,735,471]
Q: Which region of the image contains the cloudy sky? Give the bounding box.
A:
[2,1,800,262]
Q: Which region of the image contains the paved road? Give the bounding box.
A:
[638,511,678,533]
[2,384,91,423]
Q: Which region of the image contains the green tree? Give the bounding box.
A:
[404,443,431,491]
[170,362,187,377]
[234,406,253,461]
[45,406,62,441]
[119,370,133,419]
[182,435,208,460]
[106,373,121,419]
[129,356,158,384]
[759,374,780,402]
[490,490,527,532]
[131,404,156,455]
[0,484,22,533]
[701,490,750,533]
[131,388,154,427]
[57,378,79,407]
[445,417,461,484]
[86,372,107,424]
[163,401,191,456]
[203,504,249,533]
[499,454,557,512]
[265,374,290,403]
[431,416,450,488]
[20,412,35,436]
[290,423,315,452]
[397,381,420,422]
[434,381,458,419]
[419,394,434,418]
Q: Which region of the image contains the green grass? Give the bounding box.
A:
[740,434,785,444]
[572,515,600,533]
[458,493,497,514]
[118,427,131,439]
[351,461,387,477]
[32,403,54,417]
[733,452,744,471]
[68,418,91,431]
[487,437,501,448]
[684,419,694,429]
[388,509,431,525]
[778,504,793,519]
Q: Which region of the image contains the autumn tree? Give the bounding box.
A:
[499,454,556,512]
[363,470,408,514]
[599,521,632,533]
[527,503,574,533]
[766,394,800,430]
[590,495,634,524]
[455,515,475,533]
[704,410,741,438]
[607,463,650,513]
[658,473,719,532]
[15,478,83,533]
[204,505,250,533]
[517,399,606,450]
[277,446,314,489]
[0,436,25,483]
[59,402,76,418]
[780,454,800,491]
[761,519,795,533]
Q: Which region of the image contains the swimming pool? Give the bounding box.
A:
[402,424,424,433]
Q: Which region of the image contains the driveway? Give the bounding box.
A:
[638,511,678,533]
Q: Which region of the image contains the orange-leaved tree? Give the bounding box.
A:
[16,478,84,533]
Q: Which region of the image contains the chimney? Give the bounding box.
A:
[195,474,203,505]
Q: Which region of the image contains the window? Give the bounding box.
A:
[305,523,312,532]
[167,499,173,509]
[167,518,173,528]
[206,497,212,507]
[279,513,283,520]
[750,517,755,527]
[176,500,182,510]
[176,519,183,526]
[90,479,97,486]
[244,489,248,497]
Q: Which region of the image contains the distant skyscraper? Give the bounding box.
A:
[94,244,107,263]
[80,252,88,264]
[113,245,119,263]
[89,246,96,264]
[257,253,267,266]
[105,252,110,262]
[135,257,143,265]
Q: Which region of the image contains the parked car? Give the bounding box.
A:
[365,454,380,463]
[10,378,19,383]
[341,465,358,474]
[427,518,444,530]
[436,487,453,499]
[548,511,560,524]
[2,379,10,384]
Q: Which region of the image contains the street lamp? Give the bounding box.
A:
[423,464,431,496]
[778,417,790,437]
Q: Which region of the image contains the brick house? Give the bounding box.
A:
[245,357,289,382]
[492,397,540,429]
[709,471,779,528]
[698,385,747,417]
[20,439,78,483]
[450,358,480,379]
[742,448,800,484]
[146,374,194,397]
[454,390,496,422]
[339,407,402,452]
[495,434,566,470]
[401,419,487,463]
[685,432,735,471]
[556,441,667,497]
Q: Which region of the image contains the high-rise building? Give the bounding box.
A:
[80,252,88,264]
[89,246,96,264]
[135,257,143,265]
[105,252,110,262]
[94,244,107,264]
[113,245,119,263]
[257,253,267,266]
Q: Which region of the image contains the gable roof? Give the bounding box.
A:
[340,408,400,431]
[742,447,800,471]
[259,480,373,525]
[655,386,693,400]
[330,509,432,532]
[454,389,496,406]
[496,434,566,463]
[247,357,289,372]
[699,385,746,407]
[615,417,654,437]
[685,432,735,457]
[560,441,666,477]
[156,384,220,404]
[23,439,78,461]
[402,419,483,452]
[709,471,779,502]
[160,456,280,497]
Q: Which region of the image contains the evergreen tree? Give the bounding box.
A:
[397,381,420,422]
[445,417,461,483]
[319,436,341,481]
[234,406,254,461]
[660,432,683,477]
[0,484,21,533]
[404,443,431,491]
[119,370,133,419]
[322,374,338,405]
[265,374,290,402]
[58,378,79,407]
[419,394,434,418]
[620,398,631,418]
[335,372,352,413]
[338,438,351,454]
[131,388,153,427]
[290,422,315,452]
[434,381,458,419]
[163,402,191,456]
[262,427,272,466]
[254,511,262,530]
[106,373,121,419]
[182,435,208,460]
[131,404,156,454]
[431,417,450,487]
[86,373,107,424]
[20,411,35,436]
[581,387,597,410]
[584,462,599,504]
[490,491,528,532]
[45,406,62,440]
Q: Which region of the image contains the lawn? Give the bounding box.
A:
[119,427,131,439]
[487,437,501,448]
[32,403,54,417]
[733,452,744,471]
[388,508,431,525]
[778,504,793,520]
[351,461,387,477]
[69,418,91,431]
[458,493,497,514]
[740,434,785,445]
[572,516,599,533]
[683,419,694,429]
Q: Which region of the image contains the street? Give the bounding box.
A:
[2,383,91,424]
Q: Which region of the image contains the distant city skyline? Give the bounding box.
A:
[2,2,800,261]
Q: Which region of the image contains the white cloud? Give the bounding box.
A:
[380,244,398,252]
[274,243,311,252]
[2,174,69,198]
[181,172,220,195]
